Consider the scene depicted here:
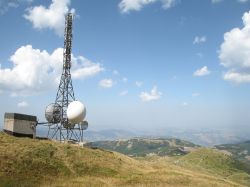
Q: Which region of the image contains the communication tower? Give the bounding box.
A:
[45,13,88,142]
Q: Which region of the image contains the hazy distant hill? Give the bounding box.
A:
[148,128,250,146]
[83,128,250,146]
[36,127,138,142]
[215,141,250,167]
[35,126,250,146]
[0,132,250,186]
[86,138,200,157]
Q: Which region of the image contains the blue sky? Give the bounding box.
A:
[0,0,250,132]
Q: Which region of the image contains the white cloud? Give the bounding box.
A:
[139,86,162,102]
[24,0,73,36]
[212,0,249,3]
[17,101,29,108]
[71,56,104,79]
[119,0,156,13]
[193,36,207,44]
[122,77,128,83]
[119,90,128,96]
[211,0,223,3]
[118,0,178,13]
[182,102,188,106]
[223,71,250,83]
[0,0,32,14]
[0,45,103,96]
[192,92,200,97]
[113,70,119,75]
[219,11,250,83]
[99,79,114,88]
[238,0,249,2]
[162,0,179,9]
[193,66,211,76]
[196,53,203,58]
[135,81,143,87]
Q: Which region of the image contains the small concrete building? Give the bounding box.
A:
[4,113,37,138]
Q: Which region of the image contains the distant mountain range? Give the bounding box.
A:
[86,137,200,157]
[35,126,250,146]
[87,137,250,162]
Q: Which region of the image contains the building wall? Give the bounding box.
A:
[4,118,36,138]
[14,119,36,136]
[4,118,14,132]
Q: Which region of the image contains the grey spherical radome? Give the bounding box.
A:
[45,103,61,124]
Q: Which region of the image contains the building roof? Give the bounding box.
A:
[4,113,37,122]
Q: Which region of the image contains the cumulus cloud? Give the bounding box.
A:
[193,66,211,77]
[196,53,203,58]
[119,0,156,13]
[182,102,188,106]
[161,0,179,9]
[119,90,128,96]
[139,86,162,102]
[193,36,207,44]
[135,81,143,87]
[211,0,223,3]
[212,0,249,3]
[71,56,104,80]
[17,101,29,107]
[122,77,128,83]
[192,92,200,97]
[0,45,103,96]
[119,0,179,13]
[24,0,73,36]
[0,0,32,14]
[223,71,250,83]
[113,70,119,75]
[99,79,114,88]
[238,0,249,2]
[219,11,250,83]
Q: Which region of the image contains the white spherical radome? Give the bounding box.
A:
[67,101,86,124]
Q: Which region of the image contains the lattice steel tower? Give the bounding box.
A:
[46,13,86,142]
[55,12,75,128]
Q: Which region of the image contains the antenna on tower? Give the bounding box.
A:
[44,13,88,143]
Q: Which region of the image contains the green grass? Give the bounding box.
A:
[175,148,250,186]
[0,132,143,186]
[215,141,250,169]
[0,132,249,187]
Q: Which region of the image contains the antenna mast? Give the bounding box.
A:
[46,13,86,142]
[55,12,75,128]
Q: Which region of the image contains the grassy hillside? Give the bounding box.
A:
[215,141,250,167]
[174,148,250,186]
[0,132,249,187]
[87,137,200,157]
